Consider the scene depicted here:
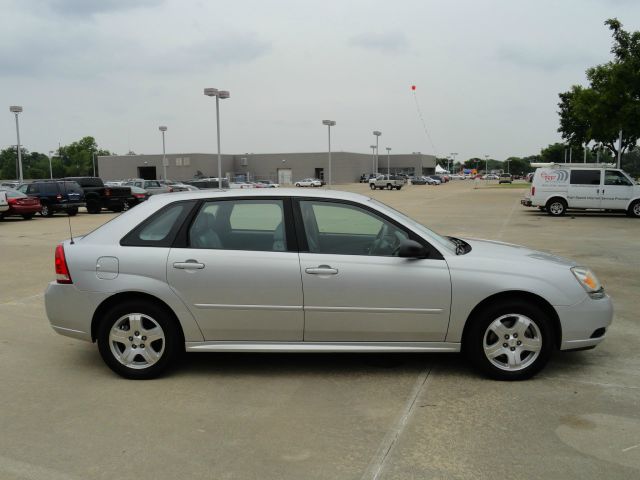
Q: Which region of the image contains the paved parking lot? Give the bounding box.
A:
[1,181,639,479]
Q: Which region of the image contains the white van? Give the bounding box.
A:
[521,163,640,217]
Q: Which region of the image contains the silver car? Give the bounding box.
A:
[45,189,612,380]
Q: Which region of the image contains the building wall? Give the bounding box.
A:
[98,152,437,184]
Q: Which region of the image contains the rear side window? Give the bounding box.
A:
[41,183,58,194]
[570,170,600,185]
[121,201,196,247]
[60,182,83,194]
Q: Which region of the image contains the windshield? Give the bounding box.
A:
[369,199,457,254]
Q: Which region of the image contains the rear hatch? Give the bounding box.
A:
[58,181,85,203]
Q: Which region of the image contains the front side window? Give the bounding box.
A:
[189,200,286,252]
[570,170,601,185]
[300,200,408,256]
[604,170,632,186]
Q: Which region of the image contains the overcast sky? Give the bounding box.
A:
[1,0,639,161]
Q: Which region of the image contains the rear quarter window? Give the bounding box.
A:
[570,170,601,185]
[121,201,196,247]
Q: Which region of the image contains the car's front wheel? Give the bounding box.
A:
[465,301,554,380]
[627,200,640,218]
[97,300,181,379]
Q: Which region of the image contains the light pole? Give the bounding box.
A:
[386,147,391,175]
[322,120,336,187]
[450,152,458,173]
[10,106,23,182]
[373,131,381,173]
[204,87,230,190]
[48,150,54,179]
[370,145,376,175]
[484,155,489,175]
[159,126,168,181]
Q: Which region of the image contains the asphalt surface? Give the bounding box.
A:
[1,180,638,480]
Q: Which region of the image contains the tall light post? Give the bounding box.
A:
[322,120,336,187]
[10,106,23,182]
[159,126,168,181]
[386,147,391,175]
[484,154,489,175]
[450,152,458,173]
[48,150,54,179]
[373,131,381,173]
[370,145,376,175]
[204,88,230,190]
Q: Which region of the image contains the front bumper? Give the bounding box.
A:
[556,294,614,350]
[45,282,109,342]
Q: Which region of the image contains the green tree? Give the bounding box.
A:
[58,136,111,177]
[558,18,640,156]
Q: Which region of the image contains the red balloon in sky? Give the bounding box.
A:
[411,85,416,91]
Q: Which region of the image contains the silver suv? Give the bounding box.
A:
[45,189,612,380]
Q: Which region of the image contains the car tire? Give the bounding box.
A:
[465,300,554,381]
[295,183,301,187]
[67,207,78,216]
[546,198,567,216]
[21,214,34,220]
[86,200,101,214]
[396,186,402,190]
[386,184,393,190]
[40,203,54,217]
[627,200,640,218]
[123,200,131,211]
[97,300,182,380]
[369,183,376,190]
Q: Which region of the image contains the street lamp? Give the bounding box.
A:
[48,150,54,179]
[370,145,376,175]
[386,147,391,175]
[373,131,381,173]
[484,154,489,176]
[9,106,23,182]
[159,126,168,181]
[450,152,458,173]
[204,87,230,190]
[322,120,336,187]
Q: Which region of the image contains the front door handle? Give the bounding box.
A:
[305,265,338,275]
[173,259,205,270]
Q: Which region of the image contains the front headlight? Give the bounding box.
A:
[571,267,605,298]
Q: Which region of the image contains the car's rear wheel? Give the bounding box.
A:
[546,198,567,216]
[22,213,34,220]
[465,301,553,380]
[627,200,640,218]
[67,207,78,216]
[97,300,181,379]
[86,200,101,214]
[386,183,393,190]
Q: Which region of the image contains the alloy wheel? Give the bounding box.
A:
[108,313,165,370]
[482,314,542,371]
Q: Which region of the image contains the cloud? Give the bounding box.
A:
[348,31,409,53]
[44,0,163,17]
[496,46,600,72]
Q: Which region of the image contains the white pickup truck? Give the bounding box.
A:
[369,174,405,190]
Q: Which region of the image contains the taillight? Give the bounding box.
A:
[105,188,112,196]
[531,186,535,196]
[54,244,72,284]
[7,198,17,205]
[56,194,62,200]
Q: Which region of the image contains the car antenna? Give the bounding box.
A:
[62,179,75,244]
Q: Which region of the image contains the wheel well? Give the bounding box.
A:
[545,196,567,207]
[461,291,562,350]
[90,292,185,345]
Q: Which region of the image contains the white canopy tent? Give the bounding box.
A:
[435,164,448,174]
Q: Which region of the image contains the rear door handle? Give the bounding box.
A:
[173,260,205,270]
[305,265,338,275]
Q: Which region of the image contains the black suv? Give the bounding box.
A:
[17,180,85,217]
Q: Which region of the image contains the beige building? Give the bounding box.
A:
[98,151,437,184]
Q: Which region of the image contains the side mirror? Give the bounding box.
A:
[398,239,429,259]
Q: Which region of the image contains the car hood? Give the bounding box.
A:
[462,238,577,267]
